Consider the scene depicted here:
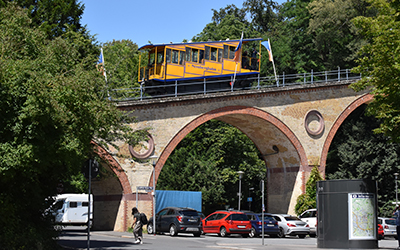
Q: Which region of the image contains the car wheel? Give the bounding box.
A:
[298,234,306,239]
[242,233,249,238]
[219,227,228,237]
[169,224,178,236]
[249,227,258,238]
[147,223,154,234]
[193,232,201,237]
[277,227,285,238]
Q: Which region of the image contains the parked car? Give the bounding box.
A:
[378,217,397,239]
[378,223,384,240]
[147,207,202,237]
[272,214,310,238]
[299,208,317,237]
[246,212,279,238]
[202,210,251,237]
[197,211,205,234]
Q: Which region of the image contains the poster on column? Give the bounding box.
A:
[348,193,376,240]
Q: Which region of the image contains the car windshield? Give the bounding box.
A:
[180,210,198,216]
[285,216,301,221]
[257,214,275,221]
[385,219,396,225]
[230,214,249,221]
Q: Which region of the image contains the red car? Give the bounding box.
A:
[202,210,251,237]
[378,224,384,240]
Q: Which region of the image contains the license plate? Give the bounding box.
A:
[267,224,274,227]
[188,219,197,222]
[238,225,246,229]
[186,227,199,232]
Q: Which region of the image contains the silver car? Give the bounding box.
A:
[378,217,397,239]
[272,214,310,238]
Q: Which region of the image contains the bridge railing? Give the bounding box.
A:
[110,68,361,101]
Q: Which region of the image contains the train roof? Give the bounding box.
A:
[138,38,263,51]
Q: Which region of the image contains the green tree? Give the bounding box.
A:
[295,166,323,215]
[157,120,266,215]
[0,4,145,249]
[243,0,279,33]
[351,0,400,142]
[308,0,373,71]
[271,0,318,74]
[192,4,260,42]
[0,0,85,39]
[326,105,400,216]
[101,40,143,100]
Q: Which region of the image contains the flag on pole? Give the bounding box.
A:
[261,39,278,85]
[96,48,110,98]
[261,40,273,62]
[233,32,243,63]
[231,32,244,88]
[96,48,107,79]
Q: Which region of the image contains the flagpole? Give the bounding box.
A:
[100,48,110,98]
[269,39,278,86]
[231,32,243,89]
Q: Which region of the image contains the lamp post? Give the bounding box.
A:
[237,171,244,211]
[395,173,399,206]
[149,155,158,236]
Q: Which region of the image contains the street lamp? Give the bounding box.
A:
[395,173,399,206]
[149,155,158,236]
[237,171,244,211]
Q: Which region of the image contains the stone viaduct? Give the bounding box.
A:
[90,79,372,232]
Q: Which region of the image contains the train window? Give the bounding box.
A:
[149,52,155,65]
[166,49,171,63]
[229,46,235,59]
[186,47,191,62]
[192,49,198,63]
[218,49,223,62]
[199,50,204,63]
[179,51,185,65]
[172,50,179,64]
[223,45,229,58]
[211,47,217,61]
[205,46,210,60]
[157,52,163,64]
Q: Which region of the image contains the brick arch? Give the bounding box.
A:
[320,93,374,175]
[150,105,308,186]
[91,141,132,194]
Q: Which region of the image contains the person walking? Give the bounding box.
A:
[394,206,400,249]
[131,207,143,244]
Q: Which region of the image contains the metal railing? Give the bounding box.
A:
[110,68,361,102]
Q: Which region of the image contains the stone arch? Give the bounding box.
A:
[320,93,374,175]
[150,105,308,187]
[92,141,132,194]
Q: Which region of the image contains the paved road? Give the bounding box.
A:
[58,226,399,250]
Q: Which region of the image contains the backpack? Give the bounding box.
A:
[140,212,148,224]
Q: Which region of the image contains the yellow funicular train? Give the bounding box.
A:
[138,38,263,95]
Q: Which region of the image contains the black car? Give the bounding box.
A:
[147,207,202,237]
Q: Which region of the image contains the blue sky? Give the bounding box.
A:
[80,0,281,47]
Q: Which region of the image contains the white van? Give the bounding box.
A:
[51,193,93,226]
[299,208,317,237]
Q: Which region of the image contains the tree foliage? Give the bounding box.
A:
[295,166,323,215]
[0,0,85,39]
[157,120,266,215]
[0,3,144,249]
[351,0,400,142]
[326,105,400,217]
